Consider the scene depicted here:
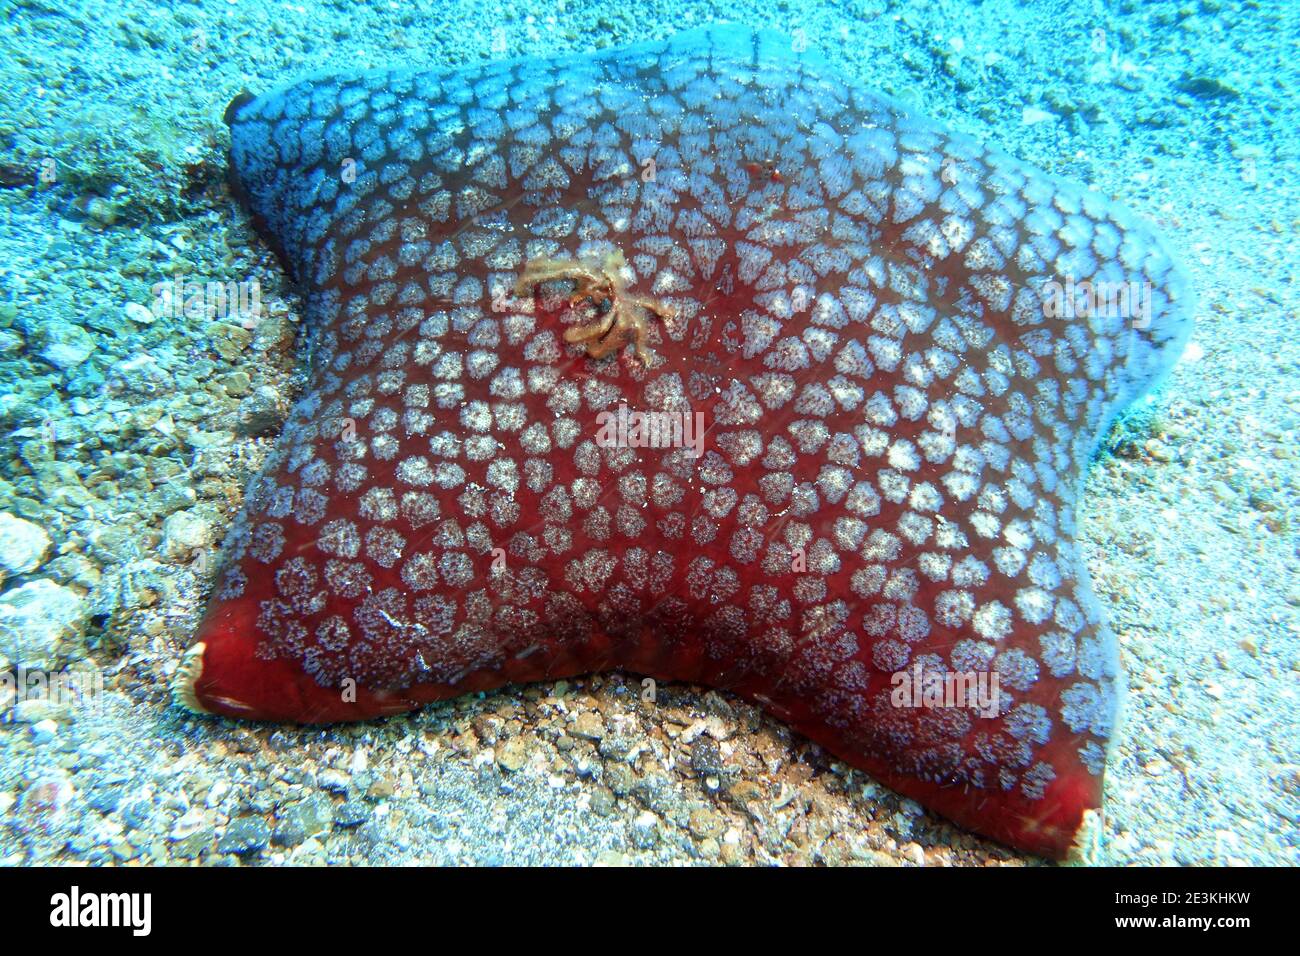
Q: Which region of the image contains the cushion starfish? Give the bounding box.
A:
[180,26,1193,859]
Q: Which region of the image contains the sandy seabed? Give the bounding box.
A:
[0,0,1294,865]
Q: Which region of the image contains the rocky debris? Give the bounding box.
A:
[34,320,95,370]
[316,768,350,793]
[217,815,270,856]
[333,801,370,828]
[169,810,216,860]
[159,508,212,561]
[220,370,252,397]
[496,736,528,772]
[1176,72,1242,100]
[628,810,660,849]
[690,736,724,778]
[570,710,604,740]
[236,385,287,436]
[0,579,88,670]
[0,0,1293,872]
[0,512,51,583]
[209,321,252,362]
[273,795,332,848]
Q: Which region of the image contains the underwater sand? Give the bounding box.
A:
[0,0,1295,864]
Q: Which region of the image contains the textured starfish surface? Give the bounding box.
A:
[184,27,1192,858]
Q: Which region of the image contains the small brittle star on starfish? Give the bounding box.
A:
[514,249,675,365]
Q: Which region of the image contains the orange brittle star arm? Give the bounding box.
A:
[514,249,675,365]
